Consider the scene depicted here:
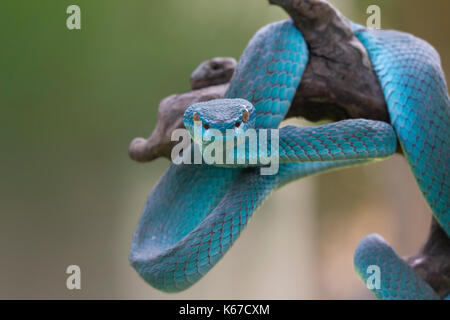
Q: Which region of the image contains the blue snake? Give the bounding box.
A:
[130,18,449,299]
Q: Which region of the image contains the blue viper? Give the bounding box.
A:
[129,19,449,299]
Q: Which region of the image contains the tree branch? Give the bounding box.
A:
[128,57,236,162]
[271,0,389,123]
[407,219,450,297]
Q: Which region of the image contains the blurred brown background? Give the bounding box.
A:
[0,0,448,299]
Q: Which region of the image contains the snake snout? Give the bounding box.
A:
[183,98,257,146]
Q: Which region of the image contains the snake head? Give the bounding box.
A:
[183,98,256,147]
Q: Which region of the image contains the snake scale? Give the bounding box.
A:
[129,14,449,299]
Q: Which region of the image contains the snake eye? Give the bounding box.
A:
[193,112,200,122]
[235,122,241,128]
[242,109,250,123]
[203,123,210,130]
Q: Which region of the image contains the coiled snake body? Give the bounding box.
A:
[130,19,449,299]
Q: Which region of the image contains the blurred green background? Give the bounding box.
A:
[0,0,448,299]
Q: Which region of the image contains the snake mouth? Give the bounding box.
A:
[187,123,250,149]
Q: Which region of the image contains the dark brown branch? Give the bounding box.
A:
[129,85,229,162]
[407,218,450,297]
[128,0,449,297]
[129,57,236,162]
[190,57,237,90]
[270,0,389,122]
